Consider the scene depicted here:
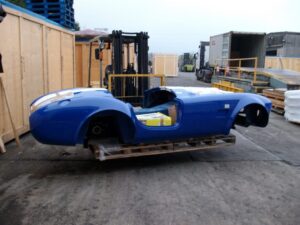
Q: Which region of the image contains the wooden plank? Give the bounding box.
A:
[72,35,76,89]
[42,25,48,93]
[90,43,101,83]
[47,28,62,92]
[0,136,6,153]
[0,77,20,147]
[75,44,83,86]
[262,90,285,101]
[61,33,75,88]
[79,43,88,87]
[21,19,44,126]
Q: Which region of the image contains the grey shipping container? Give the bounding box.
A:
[209,31,266,68]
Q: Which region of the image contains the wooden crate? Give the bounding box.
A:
[75,42,111,87]
[75,42,135,87]
[0,3,75,144]
[152,54,178,77]
[265,57,300,73]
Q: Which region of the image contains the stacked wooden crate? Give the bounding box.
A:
[262,89,286,114]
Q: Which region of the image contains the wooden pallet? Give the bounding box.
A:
[270,98,285,109]
[262,89,286,113]
[88,134,236,161]
[271,106,284,115]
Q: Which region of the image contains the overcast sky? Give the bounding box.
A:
[74,0,300,54]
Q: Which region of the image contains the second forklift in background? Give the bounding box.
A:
[179,53,195,72]
[194,41,213,83]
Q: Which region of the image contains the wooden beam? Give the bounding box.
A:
[0,136,6,153]
[0,76,21,149]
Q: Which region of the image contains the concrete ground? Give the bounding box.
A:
[0,72,300,225]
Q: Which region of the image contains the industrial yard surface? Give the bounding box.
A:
[1,73,300,225]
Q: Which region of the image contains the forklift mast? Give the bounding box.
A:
[97,30,149,103]
[199,41,209,69]
[195,41,213,83]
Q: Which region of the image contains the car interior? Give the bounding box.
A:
[134,90,179,126]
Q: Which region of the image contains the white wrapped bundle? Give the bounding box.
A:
[284,90,300,123]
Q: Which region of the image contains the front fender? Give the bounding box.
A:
[30,89,134,146]
[75,99,135,145]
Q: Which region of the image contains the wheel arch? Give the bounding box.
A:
[76,109,136,145]
[231,102,269,128]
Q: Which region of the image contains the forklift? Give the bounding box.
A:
[179,53,195,72]
[194,41,213,83]
[88,30,164,105]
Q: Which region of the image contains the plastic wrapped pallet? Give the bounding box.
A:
[284,90,300,123]
[137,113,172,126]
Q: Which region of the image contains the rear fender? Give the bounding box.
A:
[231,102,269,128]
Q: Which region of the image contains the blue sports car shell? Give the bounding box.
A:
[29,87,272,146]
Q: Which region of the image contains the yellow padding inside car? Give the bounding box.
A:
[137,112,172,126]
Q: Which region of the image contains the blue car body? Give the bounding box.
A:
[29,87,272,146]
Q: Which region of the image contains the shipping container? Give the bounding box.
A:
[209,31,266,68]
[266,32,300,57]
